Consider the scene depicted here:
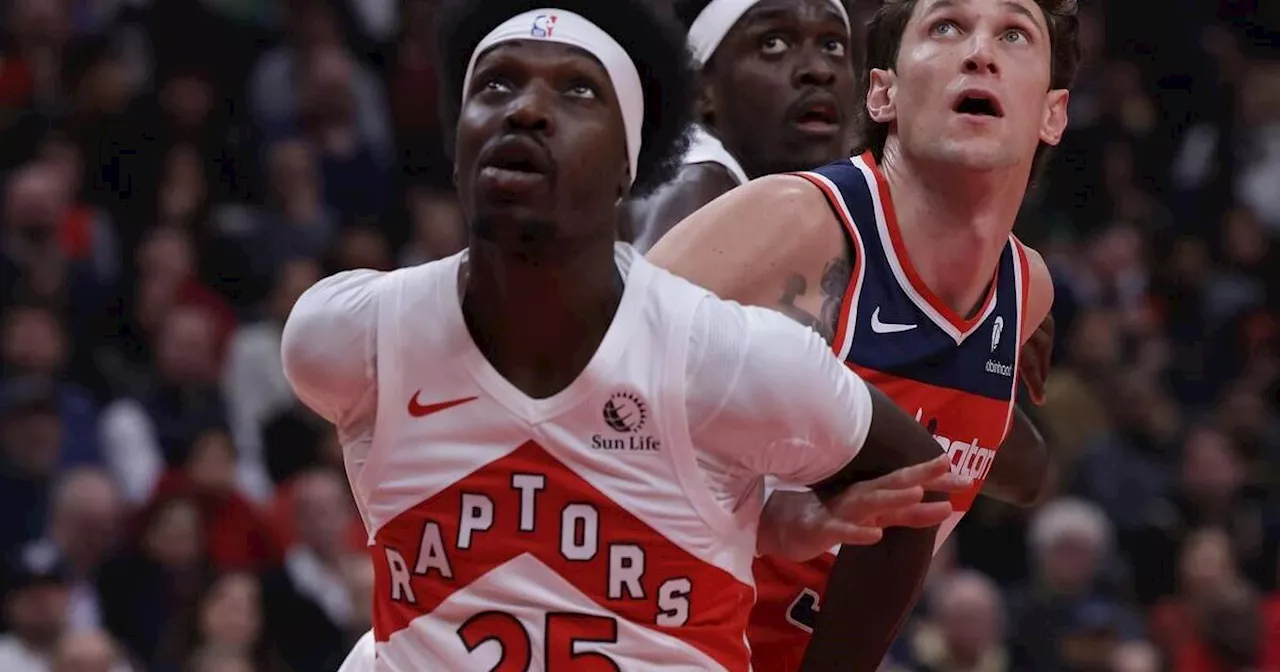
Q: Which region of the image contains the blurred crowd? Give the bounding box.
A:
[0,0,1274,671]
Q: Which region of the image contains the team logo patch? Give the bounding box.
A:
[530,14,557,37]
[602,391,646,433]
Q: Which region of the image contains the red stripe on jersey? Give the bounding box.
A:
[861,152,999,335]
[848,364,1012,511]
[789,170,865,357]
[369,440,753,671]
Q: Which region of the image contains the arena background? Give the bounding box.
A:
[0,0,1276,670]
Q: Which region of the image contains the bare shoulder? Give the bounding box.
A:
[648,174,853,345]
[647,175,841,300]
[1018,241,1054,329]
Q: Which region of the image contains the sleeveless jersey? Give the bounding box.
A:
[747,153,1032,671]
[684,124,750,185]
[362,246,756,671]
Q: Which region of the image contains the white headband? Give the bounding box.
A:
[461,9,644,185]
[687,0,851,67]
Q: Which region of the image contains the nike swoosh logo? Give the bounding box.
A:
[408,392,478,418]
[870,307,917,334]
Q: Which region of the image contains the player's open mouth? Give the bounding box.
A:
[953,91,1004,118]
[790,98,841,136]
[478,136,553,191]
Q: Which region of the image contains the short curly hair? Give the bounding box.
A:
[435,0,695,198]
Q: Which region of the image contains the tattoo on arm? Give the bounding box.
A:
[775,253,852,345]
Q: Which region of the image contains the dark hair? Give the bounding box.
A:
[853,0,1080,180]
[436,0,695,197]
[672,0,715,29]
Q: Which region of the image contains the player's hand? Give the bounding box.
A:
[1019,312,1054,405]
[757,455,969,562]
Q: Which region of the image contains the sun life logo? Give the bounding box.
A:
[530,14,557,38]
[602,391,646,433]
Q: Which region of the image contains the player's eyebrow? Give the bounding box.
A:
[920,0,1049,35]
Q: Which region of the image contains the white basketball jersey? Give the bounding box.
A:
[684,125,749,185]
[358,245,756,671]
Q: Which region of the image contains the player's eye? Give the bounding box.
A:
[930,20,959,37]
[566,82,597,99]
[1001,27,1030,44]
[823,38,846,57]
[481,78,511,93]
[760,35,790,55]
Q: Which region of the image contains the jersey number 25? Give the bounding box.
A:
[458,611,620,671]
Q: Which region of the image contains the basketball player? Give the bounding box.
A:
[649,0,1079,669]
[623,0,858,250]
[282,0,973,668]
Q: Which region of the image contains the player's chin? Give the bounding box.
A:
[931,138,1016,172]
[774,135,848,173]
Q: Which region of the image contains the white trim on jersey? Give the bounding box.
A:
[848,155,1000,345]
[683,125,750,185]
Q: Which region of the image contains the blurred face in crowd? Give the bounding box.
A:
[292,470,353,558]
[287,1,341,49]
[1239,61,1280,128]
[4,165,68,250]
[1039,528,1102,597]
[4,582,70,648]
[1,405,63,478]
[335,226,391,271]
[199,573,263,651]
[145,498,204,569]
[1220,207,1267,268]
[39,137,83,198]
[161,74,215,131]
[50,469,123,572]
[1179,528,1236,600]
[934,572,1003,665]
[1180,426,1244,505]
[189,648,254,672]
[138,226,195,282]
[267,139,320,205]
[867,0,1069,172]
[1067,309,1121,370]
[51,630,122,672]
[303,47,356,124]
[185,429,237,495]
[408,187,466,261]
[156,307,218,386]
[1109,641,1160,672]
[271,258,321,323]
[2,306,66,376]
[7,0,68,48]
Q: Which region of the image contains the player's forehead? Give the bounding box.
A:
[907,0,1049,34]
[473,39,613,87]
[736,0,848,32]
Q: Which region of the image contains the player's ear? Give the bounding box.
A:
[1039,89,1069,146]
[617,161,630,202]
[865,68,897,123]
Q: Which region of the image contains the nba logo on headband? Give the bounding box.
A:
[531,14,557,37]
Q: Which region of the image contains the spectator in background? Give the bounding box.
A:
[0,378,64,557]
[50,628,131,672]
[0,546,72,671]
[1,304,99,466]
[156,572,287,672]
[398,185,465,267]
[1111,641,1162,672]
[36,131,119,289]
[1008,498,1142,672]
[263,469,364,670]
[298,45,391,219]
[100,304,229,505]
[149,428,280,573]
[20,468,122,632]
[0,0,71,121]
[247,0,391,166]
[98,495,208,667]
[224,258,320,501]
[889,569,1010,672]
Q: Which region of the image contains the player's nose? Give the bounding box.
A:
[503,83,557,137]
[794,43,838,88]
[961,34,1000,76]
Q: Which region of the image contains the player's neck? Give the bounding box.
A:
[461,235,623,397]
[880,146,1028,318]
